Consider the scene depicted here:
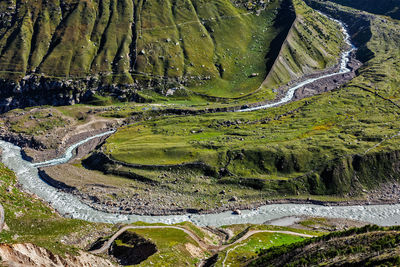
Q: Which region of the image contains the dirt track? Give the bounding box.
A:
[90,225,314,259]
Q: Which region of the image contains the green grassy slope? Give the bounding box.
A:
[216,232,306,266]
[260,0,344,91]
[249,225,400,266]
[0,0,344,101]
[0,0,276,95]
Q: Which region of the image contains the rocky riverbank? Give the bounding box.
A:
[38,159,400,217]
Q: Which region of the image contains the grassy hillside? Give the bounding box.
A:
[0,0,277,94]
[0,0,345,103]
[250,225,400,266]
[260,0,344,91]
[0,163,116,256]
[5,0,398,211]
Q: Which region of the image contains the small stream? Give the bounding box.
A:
[2,16,399,227]
[239,15,354,112]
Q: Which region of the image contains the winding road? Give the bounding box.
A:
[90,225,216,254]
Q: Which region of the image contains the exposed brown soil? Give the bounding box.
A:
[293,55,362,101]
[0,104,129,163]
[0,243,115,267]
[23,118,122,163]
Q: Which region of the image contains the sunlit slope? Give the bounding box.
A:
[104,0,347,170]
[0,0,343,99]
[261,0,344,90]
[0,0,278,94]
[0,0,134,83]
[250,226,400,267]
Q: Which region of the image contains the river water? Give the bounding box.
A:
[1,139,400,226]
[1,16,399,227]
[239,15,355,112]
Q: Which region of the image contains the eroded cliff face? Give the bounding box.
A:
[0,243,115,267]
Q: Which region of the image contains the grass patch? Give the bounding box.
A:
[0,164,114,256]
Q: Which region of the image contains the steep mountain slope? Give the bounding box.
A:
[249,225,400,266]
[0,0,279,81]
[260,0,344,90]
[0,0,343,111]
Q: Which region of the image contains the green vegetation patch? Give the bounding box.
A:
[125,227,207,266]
[218,232,306,266]
[250,225,400,266]
[5,108,68,135]
[0,164,114,256]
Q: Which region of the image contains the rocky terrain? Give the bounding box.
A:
[0,243,115,267]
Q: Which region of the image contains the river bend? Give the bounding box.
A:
[2,16,399,227]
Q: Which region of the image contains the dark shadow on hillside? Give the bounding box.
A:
[304,0,374,63]
[333,0,400,20]
[109,231,157,266]
[264,0,296,73]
